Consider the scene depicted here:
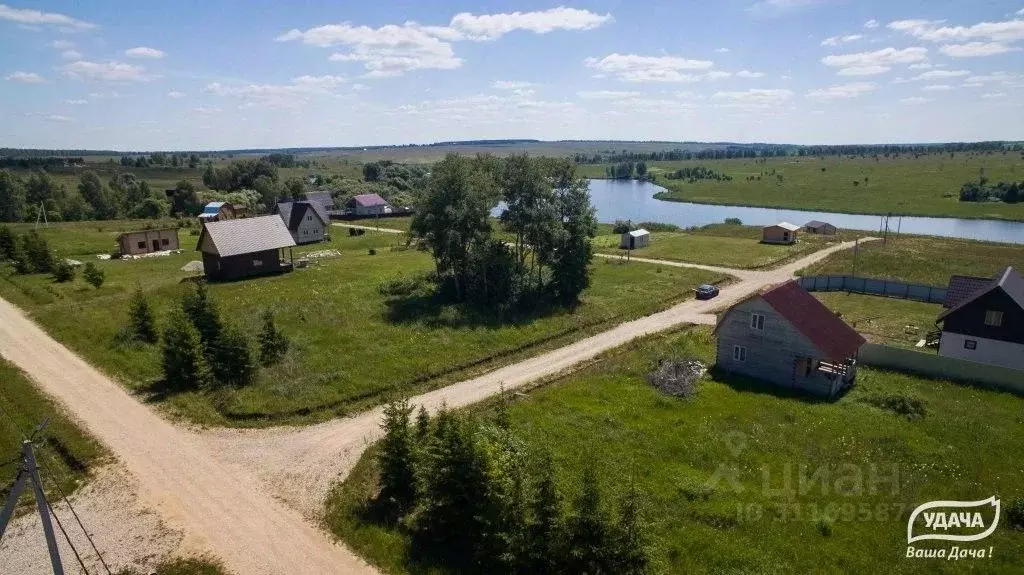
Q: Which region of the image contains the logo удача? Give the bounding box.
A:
[907,496,1000,544]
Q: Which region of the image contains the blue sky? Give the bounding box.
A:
[2,1,1023,150]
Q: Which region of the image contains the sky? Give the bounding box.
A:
[1,0,1023,151]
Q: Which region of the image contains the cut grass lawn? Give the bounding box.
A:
[328,327,1024,574]
[801,235,1024,286]
[813,292,943,348]
[0,357,106,502]
[580,153,1024,220]
[0,223,725,427]
[594,224,861,269]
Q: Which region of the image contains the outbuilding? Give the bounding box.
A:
[118,228,180,256]
[804,220,837,235]
[349,193,391,216]
[196,215,296,281]
[277,201,328,244]
[620,228,650,250]
[198,201,235,223]
[762,222,800,245]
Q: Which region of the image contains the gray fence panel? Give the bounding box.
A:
[860,344,1024,395]
[799,276,947,304]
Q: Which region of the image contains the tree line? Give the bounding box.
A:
[959,178,1021,204]
[371,398,651,574]
[664,166,732,182]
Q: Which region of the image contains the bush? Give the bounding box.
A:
[1007,498,1024,530]
[129,286,159,344]
[22,230,54,273]
[52,260,76,282]
[161,309,212,391]
[368,248,376,256]
[82,262,104,288]
[209,322,256,386]
[612,220,633,234]
[863,393,926,420]
[724,217,743,225]
[815,517,834,537]
[0,226,14,261]
[258,309,289,366]
[635,221,681,232]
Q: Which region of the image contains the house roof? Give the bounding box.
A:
[196,215,296,257]
[627,228,650,237]
[301,192,332,222]
[765,221,801,232]
[938,266,1024,320]
[202,202,226,214]
[805,220,832,228]
[277,201,326,231]
[352,193,388,207]
[943,274,992,308]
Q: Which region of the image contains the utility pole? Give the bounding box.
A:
[0,437,65,575]
[852,237,859,277]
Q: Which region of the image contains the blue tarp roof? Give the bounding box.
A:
[202,202,225,214]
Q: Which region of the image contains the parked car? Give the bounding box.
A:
[696,284,720,300]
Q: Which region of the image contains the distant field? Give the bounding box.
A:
[800,235,1024,286]
[0,222,724,426]
[580,153,1024,220]
[328,327,1024,574]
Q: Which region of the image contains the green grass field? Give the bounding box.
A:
[801,235,1024,286]
[813,293,943,348]
[327,328,1024,574]
[0,358,106,502]
[580,153,1024,220]
[594,224,860,269]
[0,223,724,426]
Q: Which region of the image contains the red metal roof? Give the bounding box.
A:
[761,281,866,362]
[352,193,388,207]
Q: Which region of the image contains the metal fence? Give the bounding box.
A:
[797,275,947,305]
[859,344,1024,395]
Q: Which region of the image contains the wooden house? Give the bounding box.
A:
[277,201,328,244]
[762,222,800,245]
[198,202,235,223]
[936,266,1024,371]
[118,228,179,256]
[715,281,866,398]
[349,193,391,216]
[620,229,650,250]
[804,220,837,235]
[196,215,296,281]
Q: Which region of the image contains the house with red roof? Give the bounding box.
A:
[714,281,866,398]
[348,193,391,216]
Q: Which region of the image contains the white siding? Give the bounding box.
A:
[293,212,325,244]
[938,332,1024,371]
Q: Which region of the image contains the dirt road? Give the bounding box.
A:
[0,238,870,574]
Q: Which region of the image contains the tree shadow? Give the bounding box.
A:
[708,366,851,403]
[382,286,571,331]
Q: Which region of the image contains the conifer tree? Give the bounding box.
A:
[129,285,159,343]
[378,399,417,515]
[161,309,212,390]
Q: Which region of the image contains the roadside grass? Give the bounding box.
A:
[593,224,860,269]
[813,292,943,348]
[801,235,1024,286]
[0,224,724,426]
[0,357,106,502]
[327,327,1024,574]
[116,555,227,575]
[337,217,413,232]
[581,153,1024,220]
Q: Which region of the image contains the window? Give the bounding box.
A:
[984,311,1003,327]
[964,339,978,350]
[803,358,814,376]
[733,345,747,362]
[137,241,146,249]
[161,238,169,246]
[307,215,312,221]
[750,313,765,331]
[253,259,263,267]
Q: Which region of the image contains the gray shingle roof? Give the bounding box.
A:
[197,215,295,257]
[944,274,992,308]
[938,266,1024,320]
[352,193,388,207]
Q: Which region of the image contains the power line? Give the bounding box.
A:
[38,458,112,575]
[44,494,91,575]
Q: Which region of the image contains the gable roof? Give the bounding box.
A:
[765,221,800,232]
[352,193,388,207]
[938,266,1024,320]
[197,215,295,257]
[805,220,832,228]
[278,201,326,231]
[301,192,331,223]
[944,274,992,308]
[626,228,650,237]
[202,202,226,215]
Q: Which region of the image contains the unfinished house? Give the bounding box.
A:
[117,228,180,256]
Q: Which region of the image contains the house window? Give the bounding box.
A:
[984,311,1003,327]
[783,232,790,242]
[161,238,169,246]
[733,345,747,362]
[307,215,312,221]
[253,258,263,267]
[750,313,765,331]
[137,241,146,249]
[804,358,814,376]
[964,339,978,350]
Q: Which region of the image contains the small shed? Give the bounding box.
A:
[277,201,328,245]
[762,222,800,245]
[198,202,235,223]
[196,215,296,281]
[620,228,650,250]
[804,220,837,235]
[118,228,180,256]
[349,193,391,216]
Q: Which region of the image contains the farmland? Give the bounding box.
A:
[580,153,1024,221]
[0,221,724,426]
[327,327,1024,574]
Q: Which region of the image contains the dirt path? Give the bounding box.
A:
[0,238,871,574]
[330,223,405,234]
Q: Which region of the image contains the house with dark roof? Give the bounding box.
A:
[804,220,837,235]
[198,201,235,223]
[943,274,992,308]
[936,266,1024,371]
[349,193,391,216]
[302,192,333,222]
[196,215,296,281]
[277,201,328,244]
[715,281,866,397]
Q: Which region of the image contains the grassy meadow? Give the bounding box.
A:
[0,358,106,501]
[813,292,943,348]
[801,235,1024,286]
[579,153,1024,220]
[0,222,725,426]
[327,328,1024,574]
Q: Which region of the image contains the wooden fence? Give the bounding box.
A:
[859,344,1024,395]
[798,276,947,305]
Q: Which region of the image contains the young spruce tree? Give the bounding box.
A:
[377,399,417,515]
[161,309,212,391]
[129,285,159,344]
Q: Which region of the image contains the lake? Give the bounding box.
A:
[587,179,1024,245]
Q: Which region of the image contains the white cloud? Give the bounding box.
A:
[125,46,166,59]
[714,47,730,53]
[707,70,732,80]
[583,53,714,82]
[821,47,929,74]
[735,70,765,78]
[805,81,877,100]
[65,99,87,105]
[939,42,1020,57]
[746,0,827,18]
[960,82,984,88]
[492,80,533,90]
[166,90,186,98]
[576,90,642,99]
[61,50,82,60]
[921,84,954,91]
[5,71,45,83]
[193,106,222,114]
[63,60,151,82]
[446,6,612,41]
[204,75,347,108]
[964,71,1011,83]
[908,62,933,69]
[864,19,879,29]
[50,40,74,49]
[836,65,890,76]
[0,4,94,29]
[888,18,1024,43]
[911,69,970,80]
[821,34,863,46]
[899,96,931,104]
[981,91,1006,98]
[42,114,73,123]
[711,88,793,105]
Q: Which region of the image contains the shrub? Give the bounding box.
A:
[258,309,289,366]
[208,322,256,386]
[863,393,926,420]
[161,309,212,391]
[612,220,633,234]
[0,226,14,261]
[182,281,222,346]
[635,221,681,232]
[52,260,76,282]
[129,286,159,344]
[82,262,104,288]
[724,217,743,225]
[1007,498,1024,530]
[10,239,31,274]
[22,230,54,273]
[815,517,834,537]
[378,399,417,514]
[368,248,377,256]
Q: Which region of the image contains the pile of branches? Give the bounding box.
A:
[647,359,706,398]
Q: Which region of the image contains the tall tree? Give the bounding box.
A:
[0,170,26,222]
[161,309,212,391]
[550,162,597,305]
[78,171,117,219]
[170,180,201,216]
[525,453,565,573]
[378,399,418,514]
[181,281,222,347]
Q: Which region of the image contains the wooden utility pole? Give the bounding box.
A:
[0,439,65,575]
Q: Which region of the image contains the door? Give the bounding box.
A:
[152,239,161,251]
